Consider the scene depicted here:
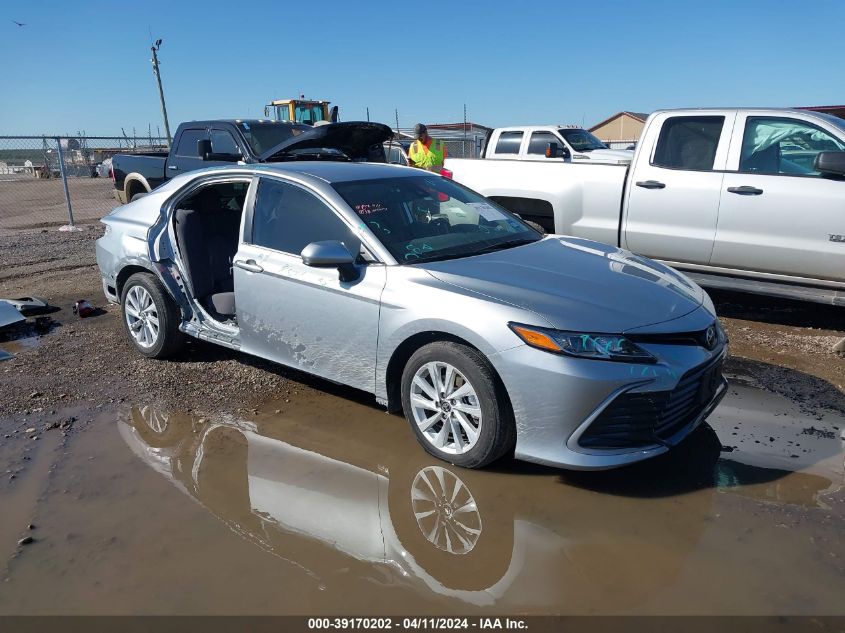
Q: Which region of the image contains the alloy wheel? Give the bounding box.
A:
[125,285,160,348]
[409,361,483,455]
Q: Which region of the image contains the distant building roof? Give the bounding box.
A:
[424,122,492,131]
[588,111,650,132]
[796,105,845,118]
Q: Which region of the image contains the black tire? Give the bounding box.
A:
[120,272,184,359]
[400,341,515,469]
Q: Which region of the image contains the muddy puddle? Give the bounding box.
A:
[0,371,843,615]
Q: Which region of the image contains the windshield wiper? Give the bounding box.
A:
[407,237,539,265]
[469,237,540,256]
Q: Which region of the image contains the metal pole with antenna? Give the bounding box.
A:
[150,39,172,146]
[366,107,370,122]
[395,109,399,133]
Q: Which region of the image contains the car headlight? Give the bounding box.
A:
[508,322,657,363]
[701,289,716,316]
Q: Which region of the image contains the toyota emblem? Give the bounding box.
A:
[705,325,717,350]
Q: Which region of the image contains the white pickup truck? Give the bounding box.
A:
[447,109,845,306]
[480,125,634,165]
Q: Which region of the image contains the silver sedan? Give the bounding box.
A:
[96,162,727,469]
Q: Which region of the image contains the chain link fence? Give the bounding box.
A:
[394,128,488,159]
[0,130,485,236]
[0,135,168,235]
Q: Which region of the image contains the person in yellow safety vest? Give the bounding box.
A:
[408,123,447,172]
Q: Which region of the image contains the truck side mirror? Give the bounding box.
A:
[198,139,241,162]
[197,139,212,159]
[814,151,845,177]
[330,106,339,123]
[545,142,567,158]
[264,106,270,118]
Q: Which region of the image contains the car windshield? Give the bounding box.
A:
[332,175,541,264]
[237,122,311,155]
[558,128,608,151]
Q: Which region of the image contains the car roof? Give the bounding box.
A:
[251,161,420,183]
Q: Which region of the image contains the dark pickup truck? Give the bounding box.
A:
[112,120,392,203]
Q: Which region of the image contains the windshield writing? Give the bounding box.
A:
[332,176,540,263]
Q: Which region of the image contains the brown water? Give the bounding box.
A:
[0,373,843,615]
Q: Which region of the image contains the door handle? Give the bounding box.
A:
[234,259,264,273]
[727,186,763,195]
[167,165,179,171]
[635,180,666,189]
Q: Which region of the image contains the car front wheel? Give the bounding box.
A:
[120,272,184,359]
[400,341,515,469]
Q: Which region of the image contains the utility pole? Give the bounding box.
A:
[366,107,370,122]
[463,103,467,157]
[150,39,172,146]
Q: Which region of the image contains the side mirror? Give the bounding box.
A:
[301,240,358,282]
[264,106,270,118]
[545,142,568,159]
[198,139,241,162]
[814,151,845,177]
[330,106,339,123]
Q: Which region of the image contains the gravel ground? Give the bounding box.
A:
[0,226,297,430]
[1,226,843,429]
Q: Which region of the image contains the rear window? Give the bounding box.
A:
[495,132,523,154]
[652,116,724,171]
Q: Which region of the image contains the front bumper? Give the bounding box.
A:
[490,340,728,470]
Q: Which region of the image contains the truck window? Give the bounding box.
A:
[527,132,560,155]
[652,116,724,171]
[210,130,241,156]
[739,117,845,176]
[495,132,523,155]
[174,129,207,158]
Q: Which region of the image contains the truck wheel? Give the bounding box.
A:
[120,272,184,359]
[400,342,515,469]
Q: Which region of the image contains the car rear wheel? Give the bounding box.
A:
[400,342,515,469]
[120,272,184,359]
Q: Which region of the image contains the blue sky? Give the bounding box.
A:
[1,0,843,135]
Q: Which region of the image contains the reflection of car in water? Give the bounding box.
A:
[119,403,736,609]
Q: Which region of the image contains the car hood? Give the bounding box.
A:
[259,122,393,162]
[418,236,705,333]
[571,148,634,165]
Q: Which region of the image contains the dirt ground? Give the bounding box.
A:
[0,176,116,235]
